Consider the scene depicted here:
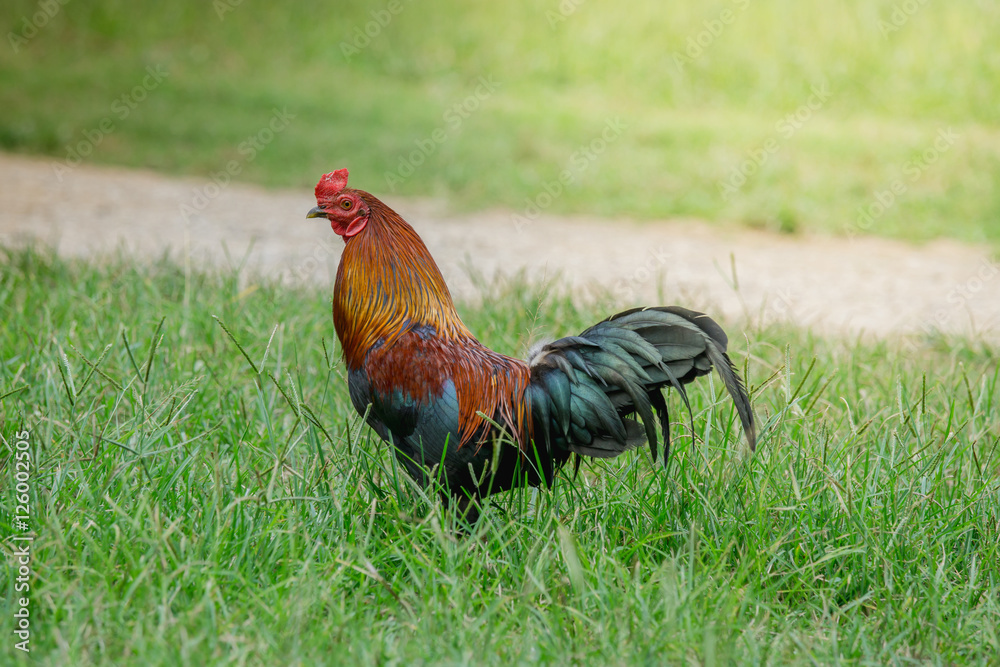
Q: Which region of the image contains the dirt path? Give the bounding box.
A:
[3,152,997,341]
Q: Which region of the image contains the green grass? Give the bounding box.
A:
[1,247,999,665]
[2,1,1000,243]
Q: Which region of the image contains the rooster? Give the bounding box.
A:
[308,169,755,520]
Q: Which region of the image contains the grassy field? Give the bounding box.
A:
[1,248,998,664]
[2,1,1000,242]
[3,1,1000,663]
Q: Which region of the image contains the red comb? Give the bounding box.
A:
[315,169,349,200]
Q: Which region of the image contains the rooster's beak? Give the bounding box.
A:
[306,206,328,219]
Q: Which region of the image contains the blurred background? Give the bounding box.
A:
[2,0,999,243]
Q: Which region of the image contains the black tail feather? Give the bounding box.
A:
[527,306,756,467]
[647,387,671,464]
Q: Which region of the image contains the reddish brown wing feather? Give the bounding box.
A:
[365,332,532,447]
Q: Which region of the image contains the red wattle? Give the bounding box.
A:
[331,215,367,238]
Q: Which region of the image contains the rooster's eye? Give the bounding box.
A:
[340,199,353,210]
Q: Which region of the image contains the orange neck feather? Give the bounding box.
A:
[333,194,473,369]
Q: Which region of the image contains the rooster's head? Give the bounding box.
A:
[307,168,370,238]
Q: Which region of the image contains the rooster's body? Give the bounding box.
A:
[309,169,755,518]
